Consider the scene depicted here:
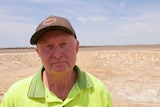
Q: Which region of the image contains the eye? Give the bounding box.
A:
[60,42,68,47]
[46,44,53,48]
[62,42,67,45]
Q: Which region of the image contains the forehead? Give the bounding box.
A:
[38,30,74,42]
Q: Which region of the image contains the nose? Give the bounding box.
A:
[52,46,63,58]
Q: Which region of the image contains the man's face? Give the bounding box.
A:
[36,30,79,74]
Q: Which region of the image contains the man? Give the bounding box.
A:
[0,16,113,107]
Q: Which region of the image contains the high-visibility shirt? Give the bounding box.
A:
[0,65,113,107]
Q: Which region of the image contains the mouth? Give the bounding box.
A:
[52,61,66,65]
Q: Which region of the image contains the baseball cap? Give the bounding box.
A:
[30,16,77,45]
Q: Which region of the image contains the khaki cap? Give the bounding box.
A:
[30,16,76,45]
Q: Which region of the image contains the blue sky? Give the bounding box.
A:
[0,0,160,48]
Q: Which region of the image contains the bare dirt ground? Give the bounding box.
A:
[0,45,160,107]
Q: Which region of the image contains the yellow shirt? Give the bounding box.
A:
[0,65,113,107]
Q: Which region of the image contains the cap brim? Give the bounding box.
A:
[30,26,75,45]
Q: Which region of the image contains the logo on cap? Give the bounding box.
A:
[43,17,57,26]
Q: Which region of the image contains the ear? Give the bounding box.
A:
[76,40,79,53]
[35,46,40,56]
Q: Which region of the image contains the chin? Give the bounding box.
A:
[52,67,69,73]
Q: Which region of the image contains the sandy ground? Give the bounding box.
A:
[0,45,160,107]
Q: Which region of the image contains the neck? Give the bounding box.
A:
[42,70,77,100]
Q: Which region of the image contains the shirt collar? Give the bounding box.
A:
[27,65,93,98]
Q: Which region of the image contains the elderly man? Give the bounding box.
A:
[0,16,113,107]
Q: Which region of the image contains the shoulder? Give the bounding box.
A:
[83,72,113,106]
[10,76,33,89]
[86,72,108,90]
[0,76,34,106]
[84,71,112,98]
[4,76,33,97]
[75,65,108,91]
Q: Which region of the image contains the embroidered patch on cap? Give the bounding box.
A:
[43,17,57,26]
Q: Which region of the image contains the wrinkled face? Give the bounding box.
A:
[36,30,79,74]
